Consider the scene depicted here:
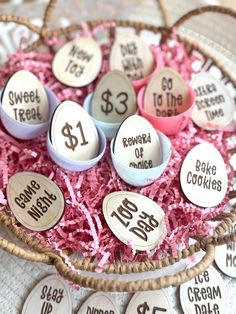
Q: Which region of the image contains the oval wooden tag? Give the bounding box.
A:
[113,115,162,169]
[22,275,72,314]
[77,292,119,314]
[191,73,235,130]
[125,290,173,314]
[1,70,49,124]
[50,100,99,161]
[109,33,154,81]
[180,266,229,314]
[91,70,136,123]
[7,172,65,231]
[180,143,228,207]
[215,222,236,278]
[144,67,189,117]
[103,191,167,251]
[52,38,102,87]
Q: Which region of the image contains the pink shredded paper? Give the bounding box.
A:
[0,31,235,270]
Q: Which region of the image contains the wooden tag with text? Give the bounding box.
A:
[1,70,49,124]
[91,70,136,123]
[50,100,99,161]
[78,292,119,314]
[113,115,162,169]
[109,33,154,81]
[180,266,229,314]
[215,222,236,278]
[22,275,72,314]
[191,73,235,130]
[180,143,228,208]
[103,191,167,251]
[126,290,173,314]
[52,38,102,87]
[7,172,65,231]
[144,67,189,117]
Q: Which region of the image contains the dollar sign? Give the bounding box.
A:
[101,89,113,115]
[137,302,150,314]
[61,122,78,151]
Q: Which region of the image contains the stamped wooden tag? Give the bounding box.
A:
[180,266,229,314]
[77,292,119,314]
[191,73,235,130]
[215,222,236,278]
[144,67,189,117]
[109,33,154,81]
[7,172,65,231]
[22,275,72,314]
[1,70,49,124]
[50,100,99,161]
[52,38,102,87]
[103,191,167,251]
[113,115,162,169]
[91,70,136,123]
[180,143,228,207]
[125,290,173,314]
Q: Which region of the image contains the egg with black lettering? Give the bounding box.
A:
[52,37,102,87]
[180,143,228,207]
[144,67,189,117]
[103,191,167,251]
[125,290,173,314]
[78,292,119,314]
[1,70,49,124]
[110,33,154,81]
[113,115,162,168]
[50,100,99,161]
[91,70,136,123]
[7,172,65,232]
[22,275,72,314]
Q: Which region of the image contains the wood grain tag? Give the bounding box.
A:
[109,33,154,81]
[77,292,119,314]
[22,275,72,314]
[215,222,236,278]
[191,73,235,130]
[125,290,173,314]
[180,266,229,314]
[1,70,49,124]
[180,143,228,207]
[7,172,65,231]
[103,191,167,251]
[91,70,136,123]
[144,67,189,117]
[113,115,162,169]
[50,100,99,161]
[52,38,102,87]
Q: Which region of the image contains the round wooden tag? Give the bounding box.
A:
[191,73,235,130]
[52,37,102,87]
[180,266,229,314]
[7,172,65,231]
[77,292,119,314]
[113,115,162,169]
[180,143,228,207]
[22,275,72,314]
[125,290,173,314]
[109,33,154,81]
[1,70,49,124]
[143,67,189,117]
[103,191,167,251]
[91,70,136,123]
[215,222,236,278]
[50,100,99,161]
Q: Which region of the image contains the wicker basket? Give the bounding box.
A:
[0,0,235,292]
